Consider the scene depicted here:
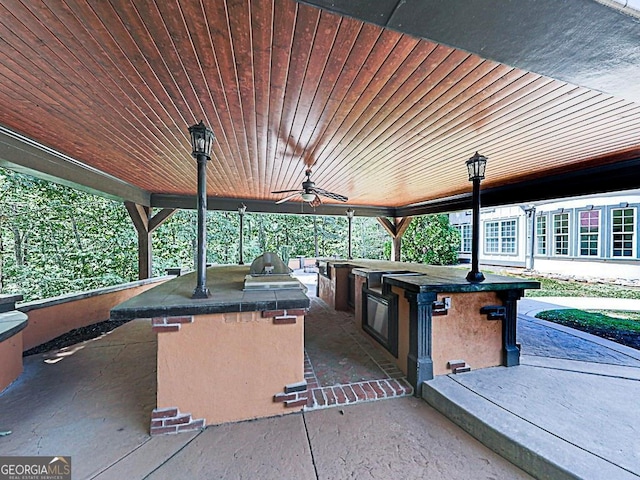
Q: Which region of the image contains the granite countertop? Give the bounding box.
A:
[111,265,310,321]
[317,258,540,293]
[0,294,24,313]
[0,310,28,342]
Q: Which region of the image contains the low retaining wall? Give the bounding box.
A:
[18,277,170,351]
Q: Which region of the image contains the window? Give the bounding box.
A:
[536,215,547,255]
[455,224,472,253]
[484,219,517,254]
[484,221,499,253]
[579,210,600,256]
[553,212,569,256]
[501,220,517,254]
[612,208,635,257]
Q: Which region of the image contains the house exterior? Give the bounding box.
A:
[449,190,640,281]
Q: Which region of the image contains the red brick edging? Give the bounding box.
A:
[150,407,205,435]
[306,378,413,410]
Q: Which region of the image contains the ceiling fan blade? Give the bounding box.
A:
[271,189,302,194]
[312,188,348,202]
[275,192,302,204]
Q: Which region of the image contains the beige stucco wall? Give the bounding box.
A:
[157,310,304,426]
[431,291,502,375]
[0,332,23,392]
[21,281,164,351]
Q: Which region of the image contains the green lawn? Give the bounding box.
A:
[535,308,640,350]
[499,272,640,299]
[536,309,640,333]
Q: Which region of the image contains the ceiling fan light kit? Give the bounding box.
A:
[272,169,348,206]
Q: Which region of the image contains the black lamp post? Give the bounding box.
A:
[238,203,246,265]
[465,152,487,283]
[346,208,355,260]
[189,120,214,299]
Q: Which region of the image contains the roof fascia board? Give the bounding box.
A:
[151,194,395,217]
[396,157,640,217]
[0,125,150,205]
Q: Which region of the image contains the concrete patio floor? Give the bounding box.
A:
[421,297,640,480]
[0,318,530,480]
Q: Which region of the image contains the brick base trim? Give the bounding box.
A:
[273,381,308,408]
[151,407,205,435]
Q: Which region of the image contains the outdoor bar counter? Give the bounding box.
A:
[111,265,309,434]
[317,259,540,394]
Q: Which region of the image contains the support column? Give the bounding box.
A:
[377,217,413,262]
[192,154,210,298]
[392,237,402,262]
[125,202,176,279]
[405,290,436,396]
[499,289,523,367]
[347,215,353,259]
[525,206,536,270]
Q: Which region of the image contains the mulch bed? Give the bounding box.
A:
[23,319,132,357]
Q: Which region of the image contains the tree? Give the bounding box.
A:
[0,169,138,301]
[0,167,394,301]
[401,214,460,265]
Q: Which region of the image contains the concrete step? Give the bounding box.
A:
[422,374,639,480]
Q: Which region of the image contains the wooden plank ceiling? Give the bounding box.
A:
[0,0,639,211]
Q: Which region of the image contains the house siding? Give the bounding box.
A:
[450,192,640,280]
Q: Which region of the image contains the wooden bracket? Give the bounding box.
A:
[125,202,177,279]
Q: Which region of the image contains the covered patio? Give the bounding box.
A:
[1,1,640,478]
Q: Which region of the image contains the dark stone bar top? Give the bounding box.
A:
[0,294,24,313]
[317,258,540,293]
[111,265,310,321]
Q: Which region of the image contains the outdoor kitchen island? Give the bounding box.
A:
[317,259,540,395]
[111,264,310,435]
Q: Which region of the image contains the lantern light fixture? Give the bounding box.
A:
[465,151,487,182]
[188,120,214,159]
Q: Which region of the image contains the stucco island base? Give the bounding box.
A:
[155,310,304,430]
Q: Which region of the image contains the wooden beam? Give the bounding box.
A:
[151,194,394,218]
[149,208,177,232]
[125,203,178,279]
[377,217,413,238]
[126,202,149,233]
[377,217,413,261]
[392,237,402,262]
[376,217,396,237]
[395,217,413,238]
[125,202,151,280]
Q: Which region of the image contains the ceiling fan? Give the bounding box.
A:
[272,169,348,206]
